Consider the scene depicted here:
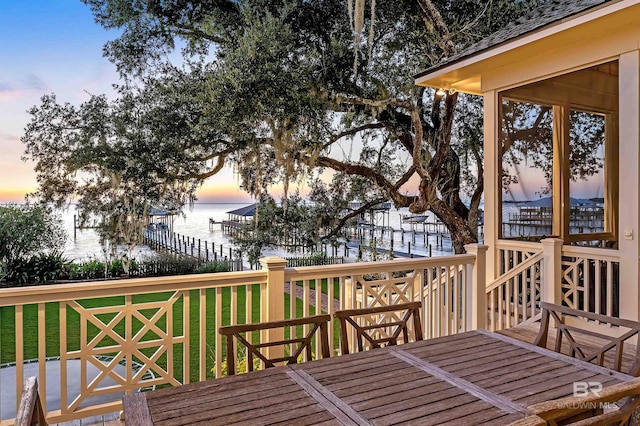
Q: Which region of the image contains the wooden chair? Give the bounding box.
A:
[508,377,640,425]
[218,314,331,375]
[334,301,423,354]
[15,376,47,426]
[534,302,640,376]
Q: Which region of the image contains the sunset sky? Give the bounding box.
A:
[0,0,253,204]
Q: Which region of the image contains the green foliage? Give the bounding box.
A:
[34,0,552,254]
[196,261,230,274]
[233,193,327,264]
[141,252,200,276]
[2,252,71,286]
[1,251,233,286]
[21,90,194,262]
[0,204,66,266]
[109,258,125,276]
[78,258,107,280]
[210,346,262,378]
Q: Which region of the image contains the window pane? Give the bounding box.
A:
[569,110,606,235]
[500,99,554,239]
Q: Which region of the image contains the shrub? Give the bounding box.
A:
[196,261,230,274]
[134,253,200,277]
[109,258,125,276]
[78,258,107,280]
[2,252,71,285]
[0,204,66,265]
[210,347,261,378]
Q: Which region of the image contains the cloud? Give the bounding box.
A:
[0,131,19,143]
[0,74,47,101]
[23,74,46,91]
[0,132,25,158]
[0,82,25,101]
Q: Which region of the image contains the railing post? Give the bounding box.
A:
[465,244,488,331]
[541,238,563,305]
[260,256,287,360]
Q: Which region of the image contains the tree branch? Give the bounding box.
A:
[322,196,388,241]
[336,95,413,111]
[316,156,416,206]
[172,24,226,44]
[179,153,228,180]
[417,0,456,58]
[325,122,386,149]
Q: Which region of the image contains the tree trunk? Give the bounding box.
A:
[429,199,477,254]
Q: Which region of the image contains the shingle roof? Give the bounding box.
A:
[226,203,257,217]
[416,0,610,78]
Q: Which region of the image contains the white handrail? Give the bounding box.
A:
[486,251,543,293]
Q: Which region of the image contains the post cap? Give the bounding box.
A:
[259,256,288,270]
[464,243,489,254]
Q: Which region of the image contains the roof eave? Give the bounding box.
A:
[415,0,635,94]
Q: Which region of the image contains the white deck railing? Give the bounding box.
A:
[486,240,543,331]
[0,250,485,425]
[486,238,621,332]
[561,245,620,319]
[1,238,620,424]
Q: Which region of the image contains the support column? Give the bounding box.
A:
[541,238,563,305]
[464,244,488,330]
[260,256,287,359]
[618,50,640,321]
[483,90,499,284]
[552,104,571,242]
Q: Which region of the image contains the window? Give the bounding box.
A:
[500,99,554,239]
[498,61,618,247]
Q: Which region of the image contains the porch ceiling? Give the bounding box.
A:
[415,0,640,95]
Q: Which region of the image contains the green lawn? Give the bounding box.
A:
[0,280,338,384]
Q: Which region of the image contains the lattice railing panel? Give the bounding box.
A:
[561,247,620,319]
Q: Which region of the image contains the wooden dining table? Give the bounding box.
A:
[122,329,633,425]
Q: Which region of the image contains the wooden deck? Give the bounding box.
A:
[123,330,633,425]
[498,321,640,376]
[54,411,122,426]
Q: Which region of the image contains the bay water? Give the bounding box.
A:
[59,203,456,262]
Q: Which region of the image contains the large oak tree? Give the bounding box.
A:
[25,0,545,254]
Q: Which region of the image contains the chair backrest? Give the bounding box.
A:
[15,376,47,426]
[534,302,640,376]
[508,377,640,425]
[334,301,423,354]
[218,314,331,375]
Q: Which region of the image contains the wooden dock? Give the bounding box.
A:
[143,228,244,271]
[503,205,605,237]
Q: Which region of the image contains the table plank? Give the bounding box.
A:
[338,376,442,404]
[369,393,479,425]
[395,401,523,426]
[478,329,634,381]
[294,342,516,425]
[142,367,340,426]
[390,348,527,414]
[122,392,153,426]
[398,330,629,416]
[468,358,571,386]
[123,329,634,426]
[151,383,309,424]
[148,377,297,415]
[327,366,430,393]
[286,369,369,426]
